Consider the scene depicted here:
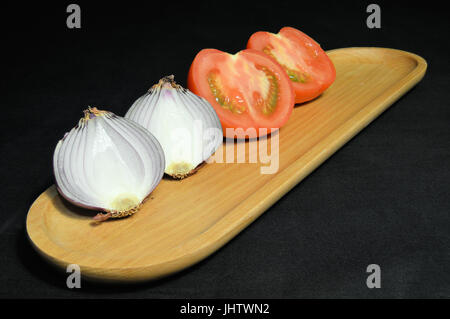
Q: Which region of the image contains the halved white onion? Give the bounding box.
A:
[53,107,165,221]
[125,75,223,178]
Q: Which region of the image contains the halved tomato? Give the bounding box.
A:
[247,27,336,104]
[188,48,295,138]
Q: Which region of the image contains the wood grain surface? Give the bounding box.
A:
[26,47,427,282]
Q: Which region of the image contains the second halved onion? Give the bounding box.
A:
[125,75,223,179]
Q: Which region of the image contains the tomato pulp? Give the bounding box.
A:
[247,27,336,104]
[188,49,295,138]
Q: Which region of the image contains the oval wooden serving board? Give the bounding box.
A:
[26,48,427,282]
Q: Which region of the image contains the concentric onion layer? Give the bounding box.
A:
[53,110,165,215]
[125,76,223,178]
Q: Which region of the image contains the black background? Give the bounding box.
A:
[1,0,449,298]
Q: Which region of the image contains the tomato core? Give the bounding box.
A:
[254,65,279,115]
[262,46,309,84]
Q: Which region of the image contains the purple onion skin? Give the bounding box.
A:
[54,184,105,213]
[51,139,102,213]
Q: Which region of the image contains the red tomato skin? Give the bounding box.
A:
[247,27,336,104]
[188,48,295,138]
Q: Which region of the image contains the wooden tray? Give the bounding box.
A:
[26,47,427,282]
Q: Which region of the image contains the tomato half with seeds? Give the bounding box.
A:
[187,48,295,138]
[247,27,336,104]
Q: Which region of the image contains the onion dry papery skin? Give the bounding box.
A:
[125,75,223,179]
[53,107,165,221]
